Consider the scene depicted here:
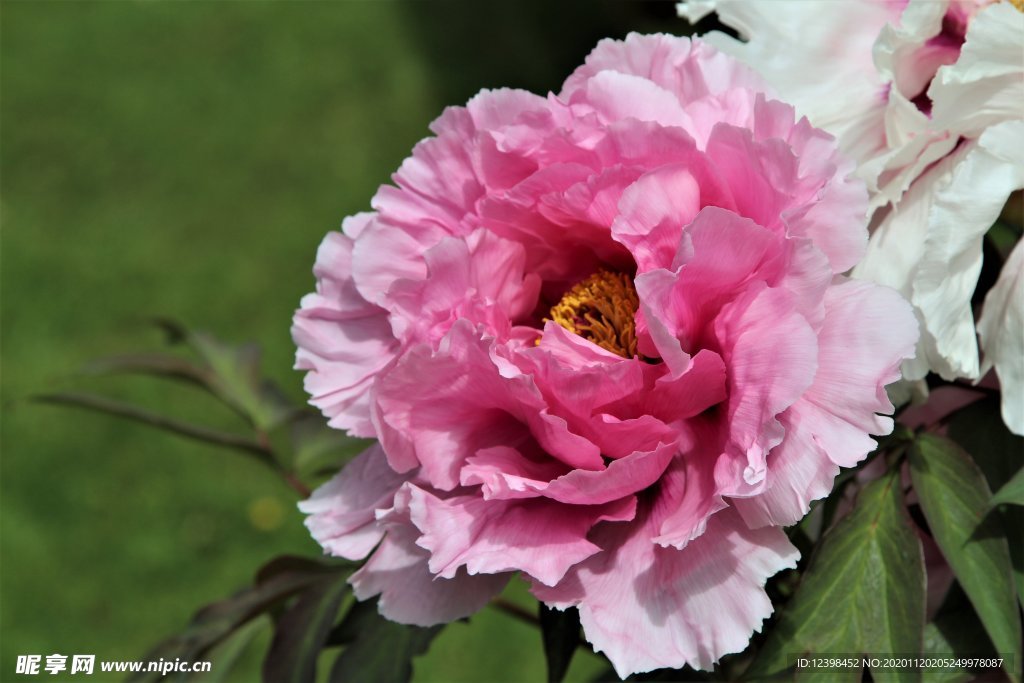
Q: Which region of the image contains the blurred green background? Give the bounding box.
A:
[1,2,683,680]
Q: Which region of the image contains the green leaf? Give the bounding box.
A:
[539,604,580,683]
[987,217,1023,262]
[185,331,297,432]
[908,434,1022,683]
[991,467,1024,508]
[947,397,1022,493]
[289,412,370,479]
[192,617,269,683]
[128,556,345,683]
[921,624,972,683]
[1005,506,1024,609]
[586,660,716,681]
[80,352,213,389]
[329,599,441,683]
[255,555,352,585]
[948,397,1024,609]
[85,323,297,432]
[262,572,350,683]
[746,470,925,682]
[33,391,275,466]
[921,584,996,683]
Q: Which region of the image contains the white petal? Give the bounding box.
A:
[677,0,896,163]
[931,2,1024,139]
[872,0,947,101]
[865,0,953,207]
[676,0,716,24]
[857,121,1024,381]
[978,240,1024,436]
[854,150,963,312]
[913,121,1024,380]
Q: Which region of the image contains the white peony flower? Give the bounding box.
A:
[978,238,1024,434]
[679,0,1024,434]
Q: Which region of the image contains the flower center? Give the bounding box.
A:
[548,270,639,358]
[1009,0,1024,12]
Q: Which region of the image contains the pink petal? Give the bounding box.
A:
[731,411,840,528]
[713,285,819,495]
[524,331,680,457]
[562,33,766,115]
[533,506,798,676]
[597,349,727,424]
[572,70,691,129]
[747,96,868,273]
[292,230,398,437]
[460,446,570,501]
[633,207,784,357]
[388,105,484,233]
[386,231,540,344]
[350,523,509,627]
[461,442,676,507]
[538,165,644,231]
[465,87,550,131]
[350,215,447,308]
[479,165,628,285]
[704,124,796,232]
[652,429,729,549]
[408,485,636,587]
[611,164,703,272]
[794,278,918,467]
[298,444,409,560]
[373,321,603,485]
[542,443,677,505]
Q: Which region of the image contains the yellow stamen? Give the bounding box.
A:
[547,270,639,358]
[1007,0,1024,12]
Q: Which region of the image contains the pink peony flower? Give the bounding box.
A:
[293,33,918,676]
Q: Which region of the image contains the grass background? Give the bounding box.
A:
[0,2,686,680]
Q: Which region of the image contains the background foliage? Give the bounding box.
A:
[0,2,678,681]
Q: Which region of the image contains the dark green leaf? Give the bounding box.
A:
[908,434,1022,683]
[991,467,1024,508]
[947,397,1022,493]
[192,617,268,683]
[127,556,344,682]
[628,668,712,682]
[153,317,191,345]
[987,217,1023,262]
[329,599,441,683]
[920,625,972,683]
[1004,505,1024,608]
[255,555,352,584]
[33,391,274,466]
[539,604,580,683]
[921,584,998,683]
[262,572,350,683]
[589,664,713,682]
[928,586,997,658]
[948,397,1024,609]
[746,470,925,682]
[818,468,858,538]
